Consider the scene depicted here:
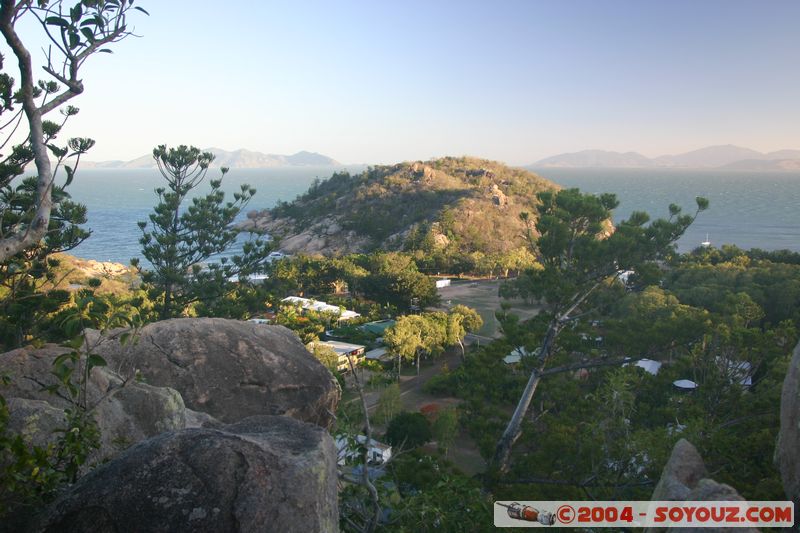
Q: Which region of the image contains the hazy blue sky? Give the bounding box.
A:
[9,0,800,164]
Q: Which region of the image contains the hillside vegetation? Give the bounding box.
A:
[253,157,558,257]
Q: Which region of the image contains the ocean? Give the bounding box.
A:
[64,166,800,264]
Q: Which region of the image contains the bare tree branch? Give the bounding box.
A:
[346,355,382,533]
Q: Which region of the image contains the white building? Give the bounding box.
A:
[311,340,366,372]
[281,296,361,322]
[623,358,662,375]
[335,435,392,465]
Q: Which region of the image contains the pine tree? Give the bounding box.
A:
[133,145,270,319]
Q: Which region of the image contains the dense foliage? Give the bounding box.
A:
[426,245,798,503]
[384,412,432,449]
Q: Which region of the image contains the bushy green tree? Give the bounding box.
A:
[270,254,367,297]
[354,253,438,311]
[447,304,483,358]
[384,313,444,377]
[385,307,480,377]
[385,411,431,449]
[134,145,270,319]
[384,315,424,378]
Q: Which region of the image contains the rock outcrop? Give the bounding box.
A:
[0,344,186,465]
[90,318,340,428]
[777,339,800,509]
[488,183,508,207]
[27,415,339,533]
[650,439,709,501]
[4,398,67,450]
[648,439,755,533]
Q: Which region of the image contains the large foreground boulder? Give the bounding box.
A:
[27,415,338,533]
[777,339,800,509]
[90,319,340,428]
[0,344,186,465]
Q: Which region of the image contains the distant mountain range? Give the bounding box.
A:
[79,148,341,169]
[531,145,800,170]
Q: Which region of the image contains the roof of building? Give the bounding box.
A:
[356,435,391,451]
[623,358,662,375]
[361,319,397,335]
[673,379,698,390]
[365,347,389,360]
[335,434,392,452]
[315,340,366,355]
[281,296,361,320]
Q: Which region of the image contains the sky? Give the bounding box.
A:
[5,0,800,165]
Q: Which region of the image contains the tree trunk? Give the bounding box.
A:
[0,7,54,262]
[492,370,542,474]
[492,319,560,473]
[161,284,173,320]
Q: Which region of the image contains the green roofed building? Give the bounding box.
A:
[360,319,397,336]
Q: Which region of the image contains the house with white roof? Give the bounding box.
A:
[365,347,390,362]
[623,358,662,375]
[335,435,392,465]
[311,340,366,372]
[281,296,361,323]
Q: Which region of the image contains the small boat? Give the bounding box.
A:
[700,233,711,247]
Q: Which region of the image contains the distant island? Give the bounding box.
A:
[78,148,341,169]
[531,144,800,170]
[241,156,558,256]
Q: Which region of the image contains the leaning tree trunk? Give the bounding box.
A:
[492,320,560,474]
[0,8,54,262]
[493,280,605,474]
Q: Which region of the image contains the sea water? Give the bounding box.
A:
[63,166,799,264]
[539,167,800,253]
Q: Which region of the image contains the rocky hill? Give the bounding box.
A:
[241,157,559,256]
